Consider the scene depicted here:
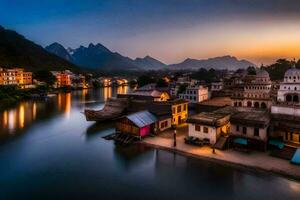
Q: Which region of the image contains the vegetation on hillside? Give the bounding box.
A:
[0,26,79,72]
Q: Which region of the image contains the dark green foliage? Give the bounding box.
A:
[0,26,79,72]
[263,59,294,80]
[190,68,218,83]
[247,66,256,75]
[137,75,156,87]
[156,78,168,87]
[177,84,188,94]
[33,70,56,86]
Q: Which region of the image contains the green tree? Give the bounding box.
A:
[137,75,155,87]
[263,59,293,80]
[156,78,168,87]
[247,66,256,75]
[33,70,56,86]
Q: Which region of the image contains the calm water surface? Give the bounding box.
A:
[0,87,300,200]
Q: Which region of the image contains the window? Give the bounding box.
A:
[177,105,182,113]
[203,127,209,133]
[242,127,247,135]
[195,125,201,132]
[254,128,259,137]
[161,121,168,129]
[172,107,176,114]
[183,104,187,111]
[236,125,240,131]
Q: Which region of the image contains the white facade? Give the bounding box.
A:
[188,124,218,144]
[277,67,300,103]
[179,85,208,103]
[188,122,229,144]
[158,118,172,132]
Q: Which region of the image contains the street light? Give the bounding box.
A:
[172,123,177,147]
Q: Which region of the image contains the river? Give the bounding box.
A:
[0,87,299,200]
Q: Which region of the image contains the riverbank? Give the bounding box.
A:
[142,126,300,181]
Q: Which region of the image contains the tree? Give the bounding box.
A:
[263,59,293,80]
[156,78,168,87]
[33,70,56,86]
[137,75,155,87]
[247,66,256,75]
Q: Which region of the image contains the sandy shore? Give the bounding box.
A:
[142,126,300,181]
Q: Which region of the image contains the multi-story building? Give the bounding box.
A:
[231,69,272,109]
[179,85,208,103]
[271,65,300,145]
[0,68,32,86]
[51,70,73,88]
[171,99,189,125]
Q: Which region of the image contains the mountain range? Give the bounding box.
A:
[169,56,255,70]
[45,42,166,70]
[46,42,255,71]
[0,26,78,72]
[0,25,255,72]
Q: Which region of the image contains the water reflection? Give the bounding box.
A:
[113,143,153,170]
[0,86,130,142]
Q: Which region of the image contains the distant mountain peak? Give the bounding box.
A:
[170,55,255,70]
[134,55,166,69]
[45,42,73,62]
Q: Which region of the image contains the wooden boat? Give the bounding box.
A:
[84,98,129,122]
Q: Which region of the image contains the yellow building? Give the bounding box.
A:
[170,99,189,126]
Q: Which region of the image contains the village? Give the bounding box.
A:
[84,65,300,179]
[0,68,128,89]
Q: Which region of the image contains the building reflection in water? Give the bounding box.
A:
[19,104,25,129]
[103,87,112,101]
[0,87,131,141]
[57,93,72,118]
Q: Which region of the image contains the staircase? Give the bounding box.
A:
[214,136,228,150]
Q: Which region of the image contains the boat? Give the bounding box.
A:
[84,98,129,122]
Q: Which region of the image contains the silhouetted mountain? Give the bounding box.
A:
[169,55,255,70]
[134,56,167,69]
[46,42,140,70]
[45,42,73,62]
[0,26,79,72]
[72,43,140,70]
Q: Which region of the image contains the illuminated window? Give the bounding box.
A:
[177,105,181,113]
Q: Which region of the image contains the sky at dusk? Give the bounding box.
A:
[1,0,300,65]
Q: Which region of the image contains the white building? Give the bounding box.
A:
[277,67,300,103]
[271,65,300,145]
[179,85,209,103]
[187,112,230,145]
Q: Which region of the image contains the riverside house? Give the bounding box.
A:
[0,68,32,87]
[171,99,189,126]
[187,112,230,145]
[230,108,270,151]
[116,110,157,138]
